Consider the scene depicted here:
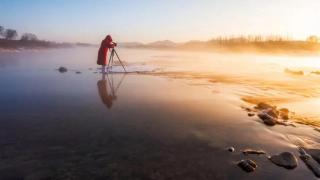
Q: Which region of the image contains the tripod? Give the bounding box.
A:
[107,48,127,73]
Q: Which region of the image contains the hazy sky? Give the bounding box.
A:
[1,0,319,43]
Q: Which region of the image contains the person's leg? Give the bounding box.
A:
[102,65,106,73]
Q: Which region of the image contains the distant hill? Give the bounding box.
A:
[118,42,144,48]
[119,40,178,48]
[147,40,178,48]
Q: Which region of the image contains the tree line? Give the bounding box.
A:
[0,25,38,41]
[209,35,319,44]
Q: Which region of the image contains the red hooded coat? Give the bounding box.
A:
[97,35,116,65]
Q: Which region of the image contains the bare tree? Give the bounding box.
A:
[4,29,18,40]
[21,33,38,41]
[0,26,4,38]
[307,35,319,43]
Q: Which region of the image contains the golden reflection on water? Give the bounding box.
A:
[148,58,320,128]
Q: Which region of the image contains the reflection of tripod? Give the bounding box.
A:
[104,73,126,99]
[98,73,126,109]
[107,48,127,73]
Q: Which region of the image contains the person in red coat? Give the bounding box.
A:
[97,35,117,73]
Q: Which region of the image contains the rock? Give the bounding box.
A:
[237,159,257,172]
[243,149,266,155]
[255,102,274,110]
[279,108,289,120]
[314,128,320,133]
[299,147,320,177]
[306,149,320,164]
[76,71,81,74]
[58,66,68,73]
[264,108,279,118]
[248,113,255,117]
[269,152,298,169]
[228,147,235,152]
[258,112,277,126]
[245,107,252,112]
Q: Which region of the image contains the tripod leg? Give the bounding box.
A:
[107,49,113,73]
[111,50,115,72]
[108,49,115,73]
[113,50,127,72]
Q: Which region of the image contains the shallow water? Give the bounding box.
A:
[1,47,320,179]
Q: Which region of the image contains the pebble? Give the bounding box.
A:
[58,66,67,73]
[279,108,290,120]
[228,147,235,152]
[264,108,279,118]
[237,159,257,172]
[258,112,277,126]
[306,148,320,164]
[243,149,266,155]
[314,128,320,133]
[299,147,320,177]
[269,152,298,169]
[255,102,274,110]
[76,71,82,74]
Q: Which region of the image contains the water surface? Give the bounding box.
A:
[1,47,320,179]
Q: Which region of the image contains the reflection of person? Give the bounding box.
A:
[97,35,117,73]
[97,74,116,109]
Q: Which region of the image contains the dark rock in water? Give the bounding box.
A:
[243,149,266,155]
[269,152,298,169]
[58,66,68,73]
[237,159,257,172]
[258,112,277,126]
[255,102,274,110]
[279,108,290,120]
[76,71,81,74]
[93,72,98,74]
[264,108,279,118]
[306,149,320,165]
[245,107,252,112]
[299,147,320,177]
[248,113,255,117]
[228,146,235,152]
[249,103,293,126]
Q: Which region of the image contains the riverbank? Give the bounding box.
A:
[0,39,95,52]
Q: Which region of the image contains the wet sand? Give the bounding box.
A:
[1,47,320,179]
